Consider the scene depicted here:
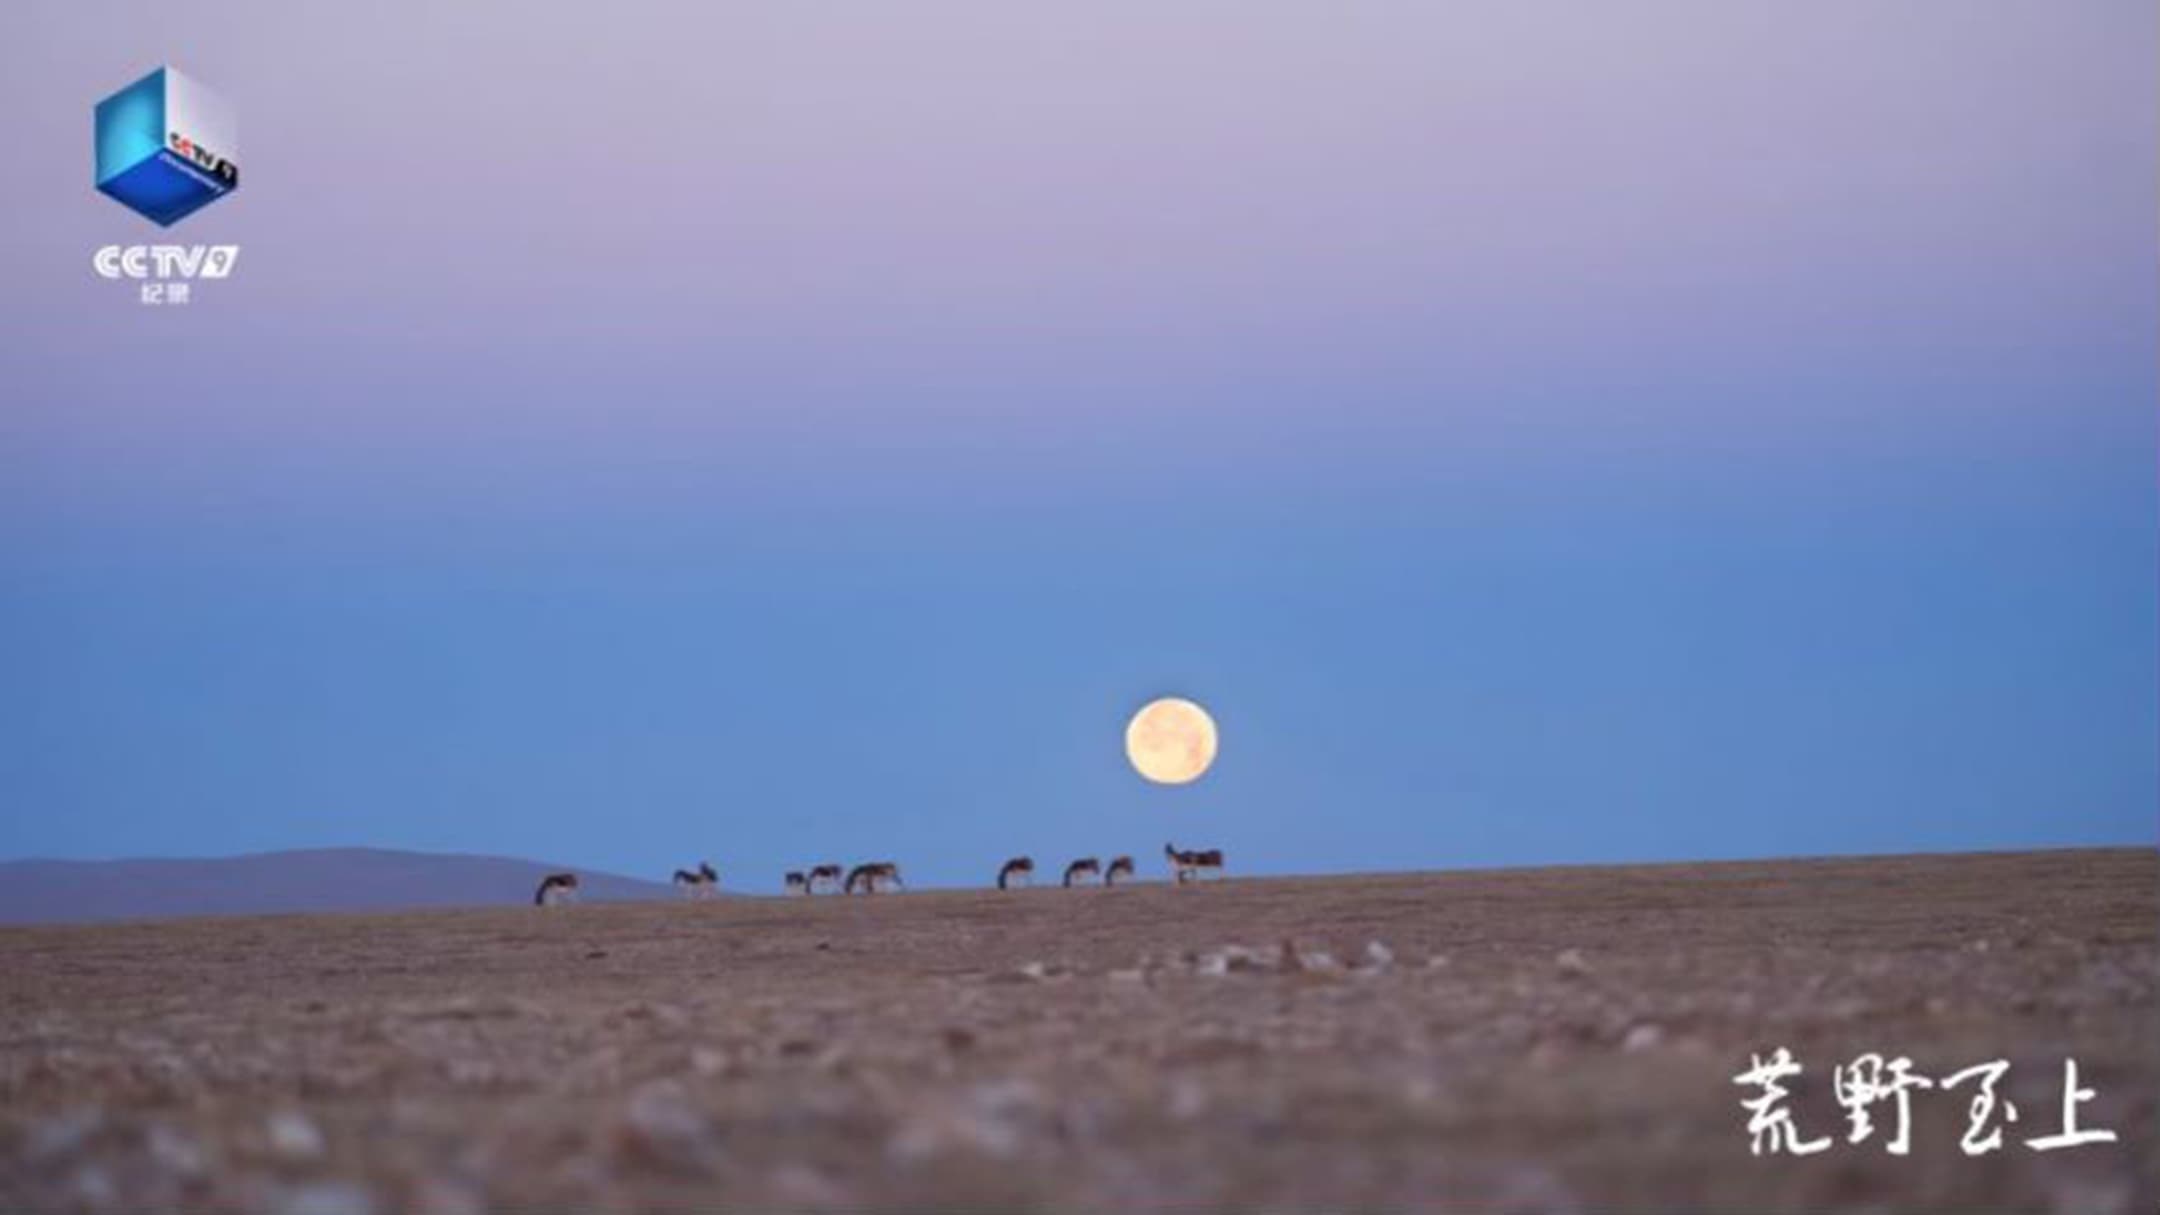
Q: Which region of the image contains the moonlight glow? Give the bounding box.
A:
[1125,697,1218,785]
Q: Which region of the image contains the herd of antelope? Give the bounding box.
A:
[531,842,1224,906]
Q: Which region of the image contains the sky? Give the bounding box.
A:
[1,2,2153,888]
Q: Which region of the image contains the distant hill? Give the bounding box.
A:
[0,848,681,924]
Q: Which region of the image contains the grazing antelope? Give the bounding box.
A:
[1062,857,1102,887]
[784,871,809,895]
[1105,855,1135,885]
[997,856,1034,890]
[533,872,579,906]
[844,861,903,894]
[1163,842,1225,884]
[807,864,844,894]
[672,861,718,899]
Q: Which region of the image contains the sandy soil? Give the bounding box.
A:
[2,849,2152,1214]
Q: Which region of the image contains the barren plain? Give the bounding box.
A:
[2,849,2152,1213]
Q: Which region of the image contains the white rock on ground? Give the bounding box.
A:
[266,1111,325,1162]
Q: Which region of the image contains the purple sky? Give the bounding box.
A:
[1,2,2152,884]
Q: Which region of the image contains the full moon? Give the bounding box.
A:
[1125,697,1219,785]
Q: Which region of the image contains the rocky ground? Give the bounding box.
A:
[1,849,2152,1213]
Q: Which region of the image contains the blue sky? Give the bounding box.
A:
[1,2,2152,887]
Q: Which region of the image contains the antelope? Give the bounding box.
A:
[533,872,579,906]
[997,856,1034,890]
[1105,855,1135,885]
[1062,857,1102,887]
[844,861,903,894]
[784,871,809,895]
[1163,842,1224,884]
[806,864,844,894]
[672,861,718,899]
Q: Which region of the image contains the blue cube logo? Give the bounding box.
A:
[95,66,239,227]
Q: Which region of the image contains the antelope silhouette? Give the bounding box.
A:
[533,872,579,906]
[997,856,1034,890]
[672,862,718,899]
[845,861,903,894]
[1163,842,1224,884]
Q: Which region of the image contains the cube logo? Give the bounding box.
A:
[94,66,238,227]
